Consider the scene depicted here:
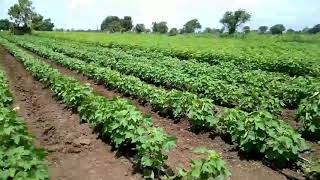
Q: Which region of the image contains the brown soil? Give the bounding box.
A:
[0,47,142,180]
[20,47,307,180]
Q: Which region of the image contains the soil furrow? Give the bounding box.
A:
[0,46,141,180]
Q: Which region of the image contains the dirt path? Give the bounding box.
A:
[19,47,303,180]
[0,47,142,180]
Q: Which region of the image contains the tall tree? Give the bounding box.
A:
[258,26,268,34]
[101,16,120,31]
[134,24,145,33]
[183,19,201,33]
[168,28,178,36]
[120,16,133,32]
[152,21,168,34]
[270,24,286,35]
[220,9,251,34]
[308,24,320,34]
[243,26,250,34]
[31,13,54,31]
[8,0,35,28]
[0,19,10,30]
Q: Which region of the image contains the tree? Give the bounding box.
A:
[101,16,120,32]
[120,16,133,32]
[31,13,54,31]
[302,27,310,33]
[183,19,201,33]
[8,0,35,28]
[286,29,295,33]
[152,21,168,34]
[243,26,250,34]
[0,19,10,30]
[168,28,178,36]
[203,27,213,33]
[308,24,320,34]
[134,24,145,33]
[270,24,286,35]
[220,9,251,34]
[258,26,268,34]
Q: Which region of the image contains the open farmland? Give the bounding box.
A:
[0,31,319,180]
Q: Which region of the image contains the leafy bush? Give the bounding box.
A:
[297,92,320,140]
[221,109,308,167]
[177,147,231,179]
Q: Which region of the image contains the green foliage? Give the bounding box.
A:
[169,28,178,36]
[308,24,320,34]
[304,159,320,180]
[297,92,320,140]
[182,19,201,33]
[243,26,250,34]
[0,67,48,179]
[152,21,168,34]
[32,14,54,31]
[220,9,251,34]
[270,24,286,35]
[134,24,145,33]
[177,147,231,180]
[8,0,35,28]
[258,26,268,34]
[0,19,10,31]
[0,36,177,177]
[101,16,133,33]
[221,109,308,167]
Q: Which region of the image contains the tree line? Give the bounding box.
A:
[1,0,319,36]
[100,10,320,35]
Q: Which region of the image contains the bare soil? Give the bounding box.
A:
[21,47,307,180]
[0,47,142,180]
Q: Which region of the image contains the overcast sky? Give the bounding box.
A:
[0,0,319,30]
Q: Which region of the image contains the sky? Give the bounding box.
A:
[0,0,319,30]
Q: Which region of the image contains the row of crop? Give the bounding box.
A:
[0,66,49,179]
[105,42,320,77]
[54,37,320,109]
[0,36,234,179]
[24,35,320,112]
[0,37,177,178]
[3,35,311,168]
[34,32,320,77]
[17,35,286,113]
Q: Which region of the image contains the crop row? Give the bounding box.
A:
[35,33,320,77]
[24,36,320,112]
[15,35,287,113]
[0,37,178,178]
[0,66,48,179]
[2,35,310,167]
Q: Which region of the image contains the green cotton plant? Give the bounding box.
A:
[176,147,231,180]
[304,159,320,180]
[297,92,320,141]
[4,34,219,131]
[221,109,308,167]
[0,37,177,177]
[0,68,48,180]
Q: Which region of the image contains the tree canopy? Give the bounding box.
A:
[308,24,320,34]
[169,28,178,36]
[258,26,268,34]
[32,14,54,31]
[134,24,145,33]
[220,9,251,34]
[8,0,35,28]
[243,26,250,34]
[101,16,133,33]
[270,24,286,35]
[152,21,168,34]
[0,19,10,30]
[182,19,201,33]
